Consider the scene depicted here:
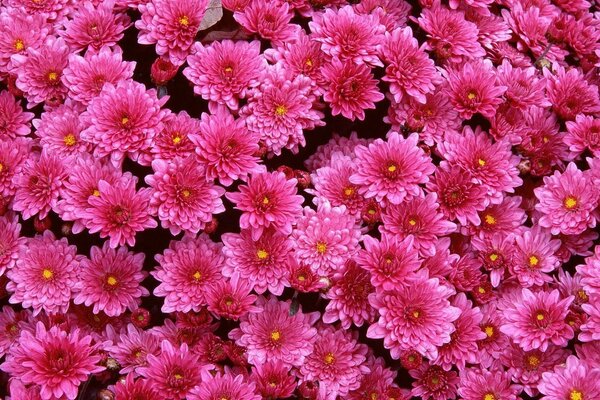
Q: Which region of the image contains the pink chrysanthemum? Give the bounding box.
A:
[222,228,292,296]
[458,368,520,400]
[6,231,80,316]
[417,4,485,63]
[139,340,207,400]
[7,379,42,400]
[12,150,66,220]
[230,296,319,367]
[309,5,385,67]
[471,233,515,287]
[226,171,304,240]
[291,203,362,277]
[347,356,399,400]
[112,374,157,399]
[580,298,600,342]
[321,58,384,121]
[0,11,49,74]
[538,355,600,400]
[33,102,91,158]
[6,0,72,22]
[62,46,135,106]
[500,288,574,351]
[234,1,300,46]
[81,79,168,167]
[0,138,31,198]
[206,273,260,321]
[136,0,210,65]
[305,131,371,171]
[511,226,561,287]
[381,26,441,103]
[357,234,420,290]
[73,243,148,317]
[534,162,599,235]
[350,132,435,205]
[250,360,296,399]
[145,156,225,235]
[564,114,600,157]
[353,0,411,32]
[380,193,457,257]
[153,235,224,313]
[0,213,25,276]
[465,196,526,238]
[0,306,31,358]
[496,60,549,110]
[11,36,70,107]
[190,370,261,400]
[443,60,506,119]
[577,246,600,297]
[476,304,510,368]
[81,175,157,248]
[184,40,266,110]
[61,1,130,52]
[152,110,199,161]
[367,271,461,359]
[410,363,459,400]
[1,323,104,400]
[299,325,369,399]
[241,66,324,155]
[0,90,33,140]
[544,63,600,121]
[107,324,160,376]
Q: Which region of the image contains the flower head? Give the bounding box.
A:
[206,273,260,320]
[234,1,300,46]
[33,102,91,158]
[538,356,600,400]
[0,90,33,140]
[190,370,261,400]
[544,64,600,121]
[0,11,49,74]
[152,110,199,161]
[0,213,25,276]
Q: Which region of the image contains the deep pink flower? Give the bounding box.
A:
[511,226,561,287]
[465,196,527,238]
[0,90,33,140]
[321,58,384,121]
[11,36,70,107]
[580,298,600,342]
[476,304,510,369]
[152,110,199,161]
[190,370,261,400]
[81,175,157,248]
[471,233,515,287]
[496,60,550,110]
[309,5,385,67]
[153,235,224,313]
[6,0,72,22]
[250,360,296,399]
[7,378,42,400]
[61,1,130,52]
[0,213,25,276]
[305,131,370,171]
[353,0,411,32]
[206,273,260,321]
[112,374,157,400]
[350,132,435,205]
[0,306,32,358]
[226,171,304,240]
[346,356,399,400]
[33,102,91,158]
[544,63,600,121]
[12,150,66,220]
[107,324,160,376]
[192,106,261,186]
[0,138,30,198]
[538,355,600,400]
[564,114,600,157]
[222,228,292,296]
[577,246,600,297]
[62,46,135,106]
[1,323,104,400]
[299,325,369,399]
[136,0,210,65]
[367,271,461,359]
[230,296,319,367]
[381,26,441,103]
[458,368,520,400]
[410,363,459,400]
[234,1,300,46]
[184,40,267,110]
[73,243,148,317]
[0,11,49,74]
[80,79,168,167]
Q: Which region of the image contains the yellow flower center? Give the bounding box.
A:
[484,214,496,225]
[577,289,588,302]
[412,310,420,318]
[489,253,499,262]
[174,373,183,380]
[0,163,4,173]
[107,275,117,286]
[172,135,182,145]
[343,186,355,197]
[182,189,191,198]
[42,269,53,280]
[478,286,486,294]
[316,241,327,254]
[178,15,189,26]
[467,91,477,100]
[270,330,281,341]
[305,58,313,67]
[484,326,494,337]
[324,352,335,365]
[121,116,129,126]
[387,164,397,173]
[564,196,578,210]
[14,39,24,51]
[193,271,202,281]
[224,66,233,73]
[527,355,540,368]
[275,105,287,116]
[529,255,539,267]
[47,71,58,82]
[262,196,269,205]
[478,158,486,167]
[63,134,76,147]
[536,313,545,321]
[257,249,268,259]
[367,208,376,215]
[92,189,100,197]
[408,218,417,226]
[297,274,306,282]
[570,390,583,400]
[484,394,496,400]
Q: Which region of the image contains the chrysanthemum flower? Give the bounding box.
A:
[381,26,441,103]
[476,304,510,369]
[471,233,515,287]
[11,36,70,107]
[82,80,168,166]
[107,323,160,376]
[357,234,420,290]
[61,1,130,53]
[0,213,25,276]
[139,340,207,400]
[222,228,292,296]
[7,378,42,400]
[288,258,327,293]
[367,271,461,359]
[321,58,384,121]
[33,102,91,158]
[112,374,157,399]
[496,60,550,110]
[458,368,520,400]
[184,40,266,110]
[580,299,600,342]
[136,0,210,65]
[511,226,561,287]
[347,356,399,400]
[448,252,483,292]
[465,196,526,238]
[305,132,371,171]
[0,90,33,140]
[564,114,600,157]
[538,355,600,400]
[6,231,80,316]
[309,5,385,67]
[62,46,135,106]
[380,193,456,257]
[0,11,49,74]
[82,175,156,248]
[153,235,224,313]
[241,66,324,155]
[73,243,147,317]
[291,203,362,277]
[544,63,600,121]
[12,150,66,220]
[350,132,435,205]
[151,110,199,161]
[6,0,72,22]
[417,3,485,63]
[577,247,600,297]
[234,1,300,46]
[1,323,104,400]
[299,325,369,399]
[500,288,573,351]
[250,360,296,399]
[0,306,32,358]
[190,370,261,400]
[410,363,459,400]
[206,273,260,321]
[230,296,319,367]
[226,171,304,240]
[353,0,411,32]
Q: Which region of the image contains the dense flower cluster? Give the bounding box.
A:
[0,0,600,399]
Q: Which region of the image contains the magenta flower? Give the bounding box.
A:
[0,138,31,198]
[136,0,210,65]
[234,1,300,46]
[577,247,600,297]
[145,156,225,235]
[112,374,157,399]
[6,0,72,22]
[471,233,515,287]
[511,226,561,287]
[0,213,24,276]
[206,273,260,321]
[250,360,296,399]
[322,58,384,121]
[33,102,91,158]
[538,356,600,400]
[0,11,49,74]
[107,324,160,376]
[466,196,527,239]
[152,110,199,161]
[0,90,33,140]
[410,363,459,400]
[184,40,266,110]
[153,235,224,313]
[458,368,520,400]
[305,131,370,171]
[73,242,148,317]
[564,114,600,157]
[580,299,600,342]
[496,60,550,110]
[190,370,261,400]
[544,63,600,121]
[226,171,304,240]
[1,323,104,400]
[350,132,435,205]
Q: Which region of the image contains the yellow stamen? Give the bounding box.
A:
[489,253,499,262]
[193,271,202,280]
[14,39,24,51]
[564,196,578,210]
[224,66,233,73]
[527,355,540,367]
[182,189,191,198]
[367,209,376,215]
[63,134,76,147]
[92,189,100,197]
[305,58,313,67]
[412,310,420,318]
[478,286,486,294]
[408,218,417,226]
[324,352,335,365]
[262,196,269,205]
[316,242,327,254]
[478,158,486,167]
[0,163,4,173]
[570,390,583,400]
[270,330,281,341]
[47,72,58,82]
[484,394,496,400]
[387,164,397,173]
[484,214,496,225]
[42,269,53,280]
[174,373,183,380]
[297,274,306,282]
[536,313,545,321]
[467,91,477,100]
[484,326,494,337]
[343,187,355,196]
[578,289,588,302]
[275,105,287,116]
[257,249,268,259]
[107,276,117,286]
[529,255,539,267]
[178,15,189,26]
[172,135,182,145]
[121,117,129,126]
